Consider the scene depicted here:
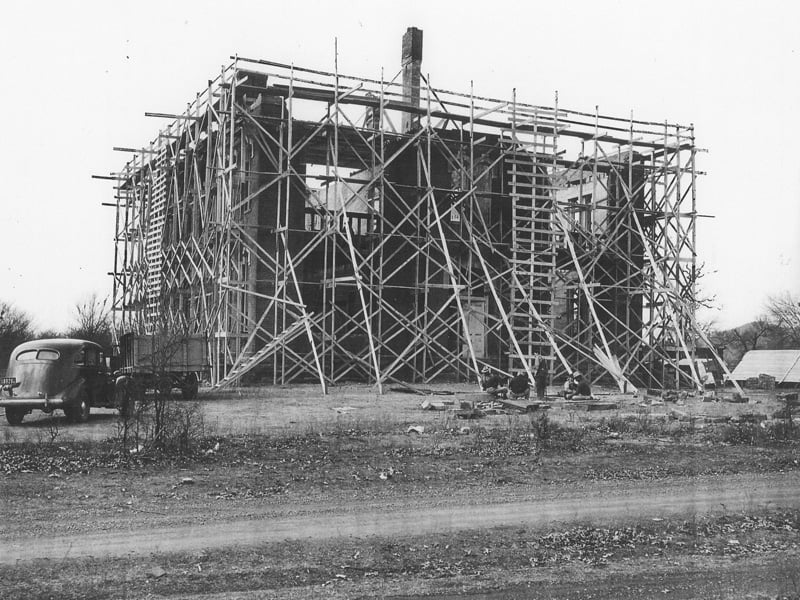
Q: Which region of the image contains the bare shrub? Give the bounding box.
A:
[67,294,113,349]
[113,327,205,459]
[0,301,35,374]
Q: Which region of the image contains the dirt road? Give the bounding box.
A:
[4,472,798,564]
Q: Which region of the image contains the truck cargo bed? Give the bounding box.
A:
[118,334,208,373]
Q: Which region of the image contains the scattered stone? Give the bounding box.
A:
[669,407,690,421]
[378,467,396,480]
[725,393,749,404]
[146,566,166,579]
[662,390,678,403]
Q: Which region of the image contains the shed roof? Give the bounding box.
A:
[729,349,800,383]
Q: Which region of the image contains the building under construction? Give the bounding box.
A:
[110,28,712,392]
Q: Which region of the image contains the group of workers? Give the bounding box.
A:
[479,356,592,401]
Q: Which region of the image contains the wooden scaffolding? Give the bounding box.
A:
[109,46,712,392]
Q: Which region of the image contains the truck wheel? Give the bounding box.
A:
[181,373,199,400]
[66,393,90,423]
[5,407,25,426]
[157,376,173,399]
[115,378,134,417]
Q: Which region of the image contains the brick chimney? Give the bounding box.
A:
[401,27,423,132]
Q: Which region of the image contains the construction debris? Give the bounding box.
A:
[669,407,691,421]
[495,398,549,413]
[560,397,619,412]
[392,384,455,396]
[420,399,453,411]
[455,406,484,419]
[725,393,750,404]
[587,402,619,411]
[730,413,766,424]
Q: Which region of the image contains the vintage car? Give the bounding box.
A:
[0,339,117,425]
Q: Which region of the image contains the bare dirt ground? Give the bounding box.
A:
[3,472,798,563]
[1,383,799,598]
[1,382,784,443]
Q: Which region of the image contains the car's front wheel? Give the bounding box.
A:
[76,396,90,423]
[5,407,25,426]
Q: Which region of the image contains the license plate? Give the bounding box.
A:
[1,377,16,386]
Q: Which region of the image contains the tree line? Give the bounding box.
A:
[0,295,112,373]
[707,292,800,367]
[1,291,798,374]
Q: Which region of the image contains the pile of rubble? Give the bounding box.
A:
[420,394,549,418]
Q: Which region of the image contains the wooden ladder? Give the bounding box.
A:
[145,146,168,328]
[506,149,557,373]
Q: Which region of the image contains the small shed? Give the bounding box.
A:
[729,349,800,384]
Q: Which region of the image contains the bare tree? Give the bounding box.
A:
[731,316,775,354]
[707,292,800,368]
[67,294,112,349]
[767,292,800,348]
[709,315,777,368]
[689,261,719,311]
[0,301,35,373]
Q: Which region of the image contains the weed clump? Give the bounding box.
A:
[529,413,589,451]
[721,420,800,446]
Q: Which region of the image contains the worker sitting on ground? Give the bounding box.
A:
[563,373,577,399]
[564,371,592,399]
[574,372,591,396]
[479,366,507,397]
[507,371,532,401]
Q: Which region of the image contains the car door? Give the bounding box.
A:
[77,345,105,405]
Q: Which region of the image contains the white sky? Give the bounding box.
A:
[0,0,798,331]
